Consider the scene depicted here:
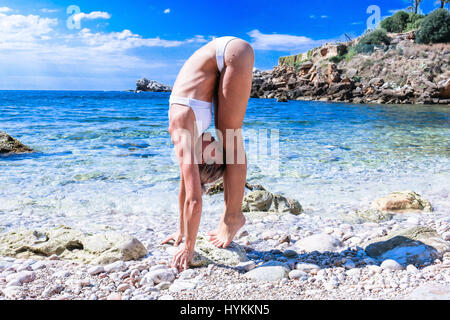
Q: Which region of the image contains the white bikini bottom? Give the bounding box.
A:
[169,95,213,137]
[169,36,239,137]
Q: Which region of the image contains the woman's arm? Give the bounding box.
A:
[178,172,186,235]
[180,162,203,249]
[168,106,203,271]
[161,172,186,246]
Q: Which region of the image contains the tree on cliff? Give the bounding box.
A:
[439,0,450,9]
[409,0,423,13]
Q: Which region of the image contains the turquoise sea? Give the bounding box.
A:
[1,91,449,235]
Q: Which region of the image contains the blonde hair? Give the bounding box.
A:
[199,163,225,190]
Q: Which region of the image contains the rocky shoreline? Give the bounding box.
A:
[251,32,450,105]
[1,188,449,300]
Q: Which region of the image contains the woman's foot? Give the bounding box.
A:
[208,213,246,248]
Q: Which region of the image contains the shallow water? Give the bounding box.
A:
[1,91,449,235]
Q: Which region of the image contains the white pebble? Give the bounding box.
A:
[88,266,105,275]
[289,270,309,280]
[295,263,321,275]
[406,264,419,273]
[380,259,404,271]
[104,261,127,273]
[178,269,195,280]
[117,283,131,292]
[6,271,35,287]
[140,269,175,286]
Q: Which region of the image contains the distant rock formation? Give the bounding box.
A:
[0,132,33,155]
[136,78,172,92]
[251,32,450,105]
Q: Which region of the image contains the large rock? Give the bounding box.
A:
[0,226,148,265]
[368,77,384,87]
[370,191,432,212]
[242,190,303,215]
[245,261,289,282]
[364,227,449,266]
[189,234,248,267]
[0,132,33,155]
[438,78,450,99]
[295,234,343,253]
[205,179,266,196]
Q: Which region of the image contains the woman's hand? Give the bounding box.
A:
[161,231,184,247]
[171,244,194,272]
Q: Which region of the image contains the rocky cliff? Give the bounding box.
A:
[251,32,450,105]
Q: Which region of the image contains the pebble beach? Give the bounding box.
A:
[1,91,449,300]
[1,206,449,300]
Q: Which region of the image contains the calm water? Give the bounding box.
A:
[1,91,449,234]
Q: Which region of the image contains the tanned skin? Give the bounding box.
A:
[162,38,254,271]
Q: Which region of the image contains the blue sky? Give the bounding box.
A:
[0,0,445,90]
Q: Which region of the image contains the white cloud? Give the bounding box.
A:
[0,7,12,13]
[0,13,58,43]
[164,8,171,14]
[247,29,328,52]
[185,35,209,44]
[0,10,212,89]
[40,8,59,13]
[73,11,111,24]
[77,28,206,51]
[310,14,328,19]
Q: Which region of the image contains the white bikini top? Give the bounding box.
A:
[215,36,239,73]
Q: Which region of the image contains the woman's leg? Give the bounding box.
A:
[208,39,254,248]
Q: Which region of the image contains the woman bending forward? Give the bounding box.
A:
[162,36,254,271]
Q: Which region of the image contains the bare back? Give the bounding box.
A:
[171,40,219,103]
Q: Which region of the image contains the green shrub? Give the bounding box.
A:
[381,11,425,33]
[416,9,450,44]
[355,29,390,53]
[329,55,345,63]
[405,12,425,32]
[359,28,390,45]
[345,47,357,61]
[380,11,409,33]
[380,17,395,32]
